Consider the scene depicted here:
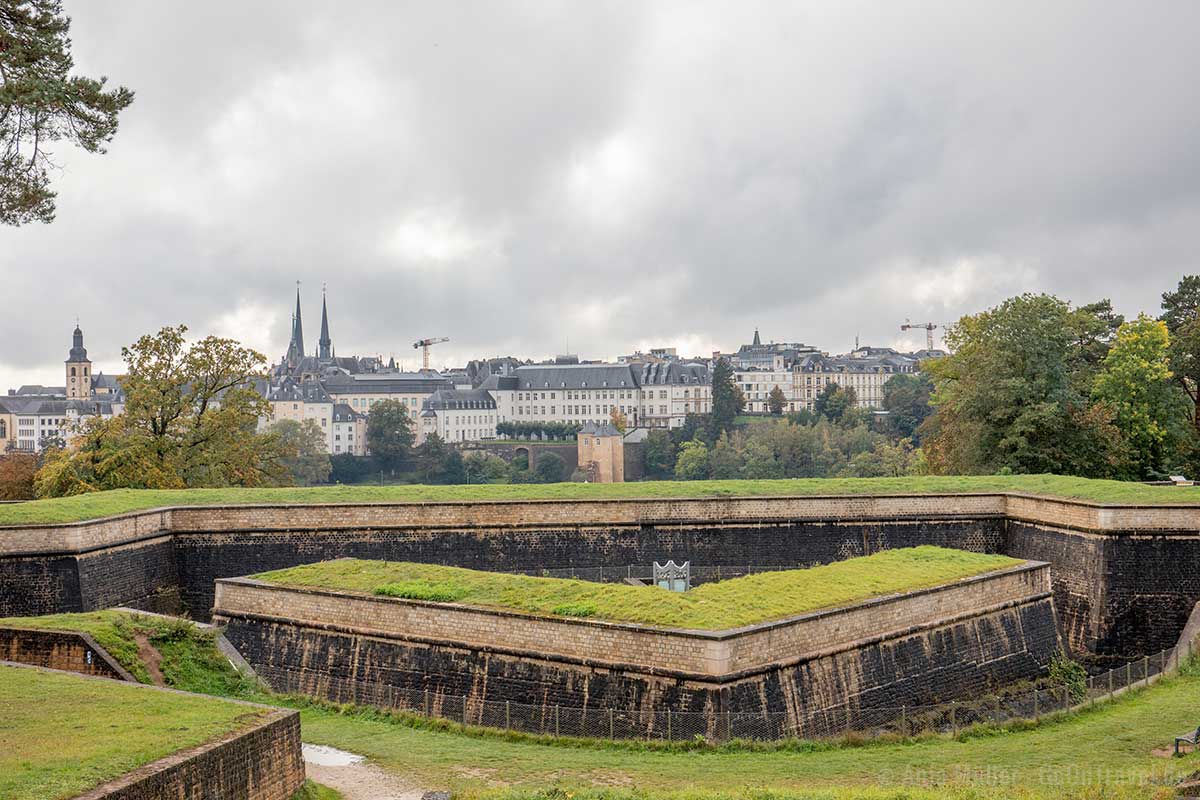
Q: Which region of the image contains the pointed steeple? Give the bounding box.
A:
[752,328,761,347]
[287,284,305,366]
[318,284,332,360]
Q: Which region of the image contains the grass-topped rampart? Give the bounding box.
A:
[252,546,1022,629]
[5,474,1200,526]
[0,664,267,800]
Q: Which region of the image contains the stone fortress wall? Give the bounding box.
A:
[3,492,1200,655]
[212,561,1058,733]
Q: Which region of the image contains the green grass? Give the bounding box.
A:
[291,780,343,800]
[0,610,258,695]
[293,666,1200,799]
[6,475,1200,526]
[255,547,1022,629]
[6,609,1199,798]
[0,664,267,800]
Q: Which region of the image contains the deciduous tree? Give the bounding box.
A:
[1093,315,1182,478]
[881,373,932,441]
[0,452,37,499]
[271,419,331,486]
[767,385,787,416]
[365,400,414,470]
[674,439,709,480]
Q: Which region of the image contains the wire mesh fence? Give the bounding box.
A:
[511,563,819,586]
[375,638,1191,743]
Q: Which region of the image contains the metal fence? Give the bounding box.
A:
[512,563,819,586]
[373,639,1193,743]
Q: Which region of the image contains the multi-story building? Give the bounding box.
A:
[267,378,335,450]
[331,403,367,456]
[323,372,454,418]
[418,388,498,443]
[485,361,711,431]
[0,396,119,453]
[736,346,940,414]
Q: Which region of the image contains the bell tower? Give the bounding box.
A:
[66,323,92,399]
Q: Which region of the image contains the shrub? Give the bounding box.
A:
[1048,652,1088,703]
[375,580,468,603]
[551,602,597,618]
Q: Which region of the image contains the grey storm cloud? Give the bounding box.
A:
[3,0,1200,383]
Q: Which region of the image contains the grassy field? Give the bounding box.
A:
[255,547,1021,629]
[3,609,1198,798]
[6,474,1200,525]
[0,664,266,800]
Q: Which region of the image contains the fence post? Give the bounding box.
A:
[464,696,469,725]
[505,700,510,731]
[667,709,672,741]
[1145,655,1150,688]
[555,704,560,737]
[900,705,906,737]
[845,704,852,735]
[950,702,957,736]
[609,708,614,740]
[1126,661,1132,691]
[424,689,431,717]
[726,710,732,742]
[1108,669,1114,697]
[1033,690,1039,722]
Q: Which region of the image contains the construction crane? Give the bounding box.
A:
[412,337,449,370]
[901,320,938,351]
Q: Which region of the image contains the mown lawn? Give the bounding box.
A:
[297,667,1200,799]
[3,610,1199,799]
[0,665,266,800]
[6,474,1200,526]
[254,547,1021,629]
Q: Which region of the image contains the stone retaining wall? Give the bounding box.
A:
[0,627,135,681]
[73,705,304,800]
[215,563,1059,734]
[5,492,1200,654]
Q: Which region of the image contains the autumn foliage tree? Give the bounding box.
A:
[35,325,287,496]
[0,452,37,499]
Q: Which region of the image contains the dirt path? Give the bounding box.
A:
[305,761,428,800]
[132,633,165,686]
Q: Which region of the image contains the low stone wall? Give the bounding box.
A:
[215,562,1060,735]
[0,627,135,681]
[74,705,304,800]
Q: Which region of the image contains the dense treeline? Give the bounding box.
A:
[649,278,1200,483]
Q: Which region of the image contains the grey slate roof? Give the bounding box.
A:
[637,362,710,386]
[422,387,496,411]
[323,372,453,395]
[513,364,639,391]
[268,377,332,403]
[331,403,363,423]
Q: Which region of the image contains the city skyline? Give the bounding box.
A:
[4,2,1200,388]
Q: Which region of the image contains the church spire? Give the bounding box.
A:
[287,284,305,366]
[319,284,332,360]
[752,328,761,347]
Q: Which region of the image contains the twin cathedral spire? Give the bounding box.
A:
[285,284,333,366]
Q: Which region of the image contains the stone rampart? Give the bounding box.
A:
[73,705,304,800]
[214,562,1059,735]
[4,491,1200,654]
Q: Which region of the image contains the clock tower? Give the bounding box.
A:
[65,324,92,399]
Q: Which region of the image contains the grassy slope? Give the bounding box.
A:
[6,474,1200,525]
[254,547,1021,629]
[0,665,265,800]
[0,610,258,694]
[298,669,1200,799]
[4,610,1199,799]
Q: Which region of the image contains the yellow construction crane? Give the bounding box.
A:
[900,320,938,351]
[412,337,449,370]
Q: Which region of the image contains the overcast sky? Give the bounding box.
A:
[3,1,1199,384]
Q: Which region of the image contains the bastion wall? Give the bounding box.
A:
[212,562,1058,735]
[3,493,1200,655]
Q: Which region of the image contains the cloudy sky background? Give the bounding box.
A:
[3,1,1199,384]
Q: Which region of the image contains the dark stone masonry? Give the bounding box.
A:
[213,563,1060,736]
[3,493,1200,656]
